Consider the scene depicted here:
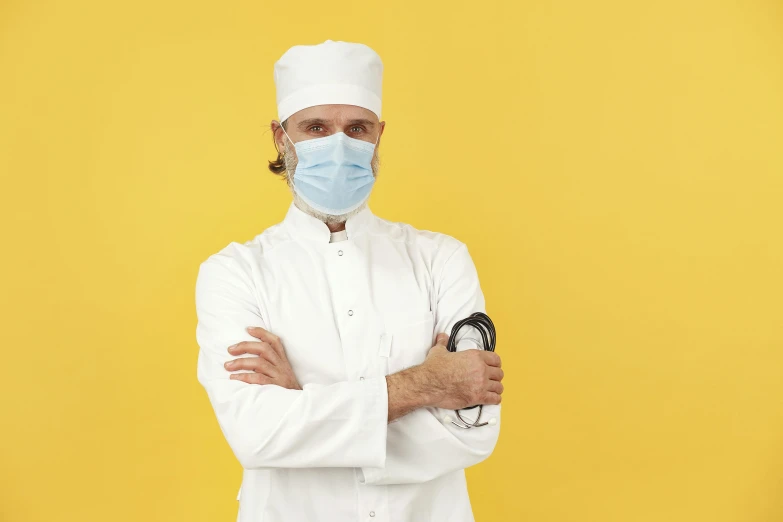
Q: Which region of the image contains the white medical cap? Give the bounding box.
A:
[273,40,383,123]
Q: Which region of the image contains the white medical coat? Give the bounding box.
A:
[195,201,501,522]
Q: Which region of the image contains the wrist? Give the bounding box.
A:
[386,365,435,422]
[406,363,441,408]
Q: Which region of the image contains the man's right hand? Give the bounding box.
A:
[419,333,504,410]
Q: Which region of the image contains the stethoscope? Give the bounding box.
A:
[444,312,497,429]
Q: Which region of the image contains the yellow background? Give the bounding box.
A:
[1,0,782,520]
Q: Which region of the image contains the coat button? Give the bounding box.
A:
[338,250,343,256]
[369,512,375,517]
[348,310,354,316]
[359,376,365,380]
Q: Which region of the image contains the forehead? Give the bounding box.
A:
[287,104,379,124]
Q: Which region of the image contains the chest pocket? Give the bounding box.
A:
[380,310,436,375]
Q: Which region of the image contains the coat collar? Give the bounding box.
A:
[283,200,375,243]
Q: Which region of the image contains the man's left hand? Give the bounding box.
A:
[224,326,302,390]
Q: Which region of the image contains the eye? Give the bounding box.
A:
[308,125,324,132]
[349,126,364,133]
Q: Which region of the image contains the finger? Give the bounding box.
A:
[427,344,448,357]
[225,356,277,377]
[229,372,273,385]
[487,380,504,395]
[435,333,449,347]
[487,367,504,382]
[481,392,502,405]
[245,325,269,340]
[246,326,285,358]
[480,351,502,368]
[228,341,280,363]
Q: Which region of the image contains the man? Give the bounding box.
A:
[195,39,504,522]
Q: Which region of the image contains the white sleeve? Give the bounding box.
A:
[360,242,501,485]
[195,251,389,470]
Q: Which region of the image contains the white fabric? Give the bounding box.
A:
[329,229,348,243]
[195,201,500,522]
[274,40,383,122]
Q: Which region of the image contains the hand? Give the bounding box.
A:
[420,333,504,410]
[224,326,302,390]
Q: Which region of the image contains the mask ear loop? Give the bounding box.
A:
[277,122,297,187]
[277,121,295,153]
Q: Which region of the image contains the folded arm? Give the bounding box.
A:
[196,242,501,477]
[359,242,502,485]
[195,253,390,470]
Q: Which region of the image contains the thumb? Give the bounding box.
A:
[427,333,449,357]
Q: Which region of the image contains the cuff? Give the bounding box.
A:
[357,375,390,484]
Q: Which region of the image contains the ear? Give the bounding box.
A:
[271,120,287,152]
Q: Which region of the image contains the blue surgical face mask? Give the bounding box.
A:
[280,125,379,216]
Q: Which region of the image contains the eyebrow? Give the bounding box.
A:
[297,118,376,130]
[346,119,376,128]
[297,118,329,130]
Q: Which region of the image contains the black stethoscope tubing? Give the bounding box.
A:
[445,312,497,429]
